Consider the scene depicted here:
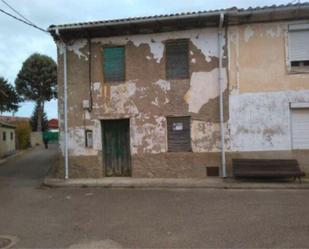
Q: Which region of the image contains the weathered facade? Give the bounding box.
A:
[49,3,309,178]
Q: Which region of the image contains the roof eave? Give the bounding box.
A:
[48,4,309,40]
[0,122,16,129]
[47,11,222,32]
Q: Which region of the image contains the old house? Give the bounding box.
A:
[48,119,59,133]
[0,121,16,158]
[49,3,309,178]
[0,116,31,150]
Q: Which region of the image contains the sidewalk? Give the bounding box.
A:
[43,177,309,189]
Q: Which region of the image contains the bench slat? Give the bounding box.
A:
[232,159,305,179]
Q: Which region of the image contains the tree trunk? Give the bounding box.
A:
[37,100,43,132]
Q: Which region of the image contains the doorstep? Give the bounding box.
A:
[43,177,309,189]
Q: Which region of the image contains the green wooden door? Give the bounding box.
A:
[102,119,131,177]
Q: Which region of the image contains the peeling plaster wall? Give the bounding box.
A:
[92,28,222,63]
[185,69,227,114]
[56,27,227,161]
[191,120,230,152]
[228,21,309,152]
[57,40,88,60]
[131,114,167,155]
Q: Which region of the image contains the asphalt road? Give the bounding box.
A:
[0,145,309,248]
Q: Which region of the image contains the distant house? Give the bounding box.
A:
[49,3,309,178]
[0,116,31,150]
[48,119,59,132]
[0,116,30,124]
[0,121,16,158]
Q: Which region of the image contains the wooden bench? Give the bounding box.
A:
[232,159,305,182]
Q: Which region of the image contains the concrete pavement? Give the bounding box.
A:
[0,145,309,248]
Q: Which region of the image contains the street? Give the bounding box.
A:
[0,146,309,248]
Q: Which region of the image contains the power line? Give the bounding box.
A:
[0,0,35,25]
[0,7,48,33]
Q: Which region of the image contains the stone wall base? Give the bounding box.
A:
[54,155,102,178]
[53,150,309,178]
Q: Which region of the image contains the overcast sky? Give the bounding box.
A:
[0,0,302,119]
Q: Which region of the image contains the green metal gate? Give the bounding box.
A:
[102,119,131,177]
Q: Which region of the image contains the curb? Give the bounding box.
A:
[43,178,309,190]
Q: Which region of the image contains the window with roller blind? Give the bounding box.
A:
[165,40,189,79]
[288,23,309,72]
[167,116,191,152]
[103,46,125,82]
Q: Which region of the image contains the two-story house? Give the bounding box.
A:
[49,3,309,179]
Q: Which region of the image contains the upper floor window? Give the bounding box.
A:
[103,46,125,82]
[288,23,309,73]
[166,40,189,79]
[10,132,13,141]
[2,132,6,141]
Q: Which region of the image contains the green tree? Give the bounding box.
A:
[15,120,31,149]
[30,103,48,132]
[0,77,20,113]
[15,53,57,131]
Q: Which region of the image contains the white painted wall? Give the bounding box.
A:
[229,90,309,151]
[0,127,15,158]
[184,69,227,114]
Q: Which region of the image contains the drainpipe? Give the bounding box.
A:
[63,43,69,179]
[56,28,69,179]
[87,35,93,112]
[218,12,227,178]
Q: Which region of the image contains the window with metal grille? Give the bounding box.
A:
[167,117,191,152]
[166,40,189,79]
[2,132,6,141]
[288,23,309,72]
[103,46,125,82]
[10,132,13,140]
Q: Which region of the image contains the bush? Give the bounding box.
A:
[15,121,31,149]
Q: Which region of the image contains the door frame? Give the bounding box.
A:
[101,118,132,177]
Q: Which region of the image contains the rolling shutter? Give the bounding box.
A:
[103,47,125,82]
[291,108,309,149]
[167,117,191,152]
[288,24,309,62]
[166,40,189,79]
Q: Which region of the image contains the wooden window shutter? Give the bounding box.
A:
[288,24,309,62]
[167,117,191,152]
[166,40,189,79]
[103,46,125,82]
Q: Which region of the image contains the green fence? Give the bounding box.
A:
[43,131,59,143]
